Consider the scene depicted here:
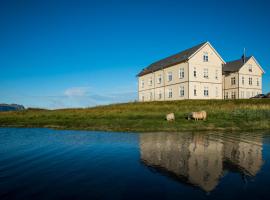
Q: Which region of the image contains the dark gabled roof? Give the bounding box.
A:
[137,42,208,77]
[222,56,252,73]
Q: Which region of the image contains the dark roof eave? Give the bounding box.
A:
[137,59,189,77]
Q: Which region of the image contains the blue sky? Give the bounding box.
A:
[0,0,269,109]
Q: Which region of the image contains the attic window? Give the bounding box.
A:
[203,52,209,62]
[248,64,252,72]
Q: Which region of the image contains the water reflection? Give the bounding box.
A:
[139,132,264,192]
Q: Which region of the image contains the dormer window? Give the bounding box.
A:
[203,52,209,62]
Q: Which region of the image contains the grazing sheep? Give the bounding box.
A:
[166,113,175,121]
[188,111,207,120]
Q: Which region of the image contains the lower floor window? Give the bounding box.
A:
[231,92,236,99]
[204,87,209,97]
[158,91,162,99]
[179,86,184,97]
[168,89,172,98]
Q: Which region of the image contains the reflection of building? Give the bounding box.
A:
[139,133,264,192]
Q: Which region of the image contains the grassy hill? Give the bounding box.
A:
[0,99,270,132]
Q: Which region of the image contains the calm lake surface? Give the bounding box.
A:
[0,128,270,200]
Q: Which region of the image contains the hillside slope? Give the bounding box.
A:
[0,99,269,132]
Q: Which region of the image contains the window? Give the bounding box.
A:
[141,79,144,88]
[241,91,244,98]
[203,52,209,62]
[231,92,236,99]
[168,72,173,82]
[246,91,250,98]
[215,87,218,97]
[168,89,172,98]
[231,77,236,85]
[242,76,244,85]
[249,77,252,85]
[194,85,197,96]
[193,67,197,77]
[215,70,218,80]
[158,90,162,99]
[203,68,208,78]
[179,68,184,79]
[149,92,152,100]
[252,91,255,97]
[204,86,209,97]
[179,86,184,97]
[149,78,153,86]
[257,78,259,86]
[248,64,252,72]
[157,74,162,84]
[225,92,228,99]
[141,93,145,101]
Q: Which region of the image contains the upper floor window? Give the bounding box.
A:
[193,67,197,77]
[179,68,184,79]
[194,85,197,96]
[257,78,259,86]
[141,80,144,88]
[168,72,173,82]
[203,52,209,62]
[248,64,252,72]
[203,68,208,78]
[179,86,184,97]
[249,77,252,85]
[149,78,153,86]
[157,75,162,84]
[168,88,173,98]
[231,77,236,85]
[215,70,218,80]
[242,76,244,85]
[204,86,209,97]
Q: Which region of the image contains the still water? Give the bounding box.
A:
[0,128,270,200]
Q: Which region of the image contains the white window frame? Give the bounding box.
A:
[149,92,152,100]
[193,67,197,78]
[215,70,218,80]
[179,68,184,79]
[179,85,184,97]
[157,74,162,84]
[204,86,209,97]
[203,52,209,62]
[231,77,236,85]
[167,72,173,82]
[158,90,162,99]
[149,78,153,86]
[242,76,244,85]
[203,68,208,78]
[168,88,172,98]
[249,77,252,85]
[194,85,197,96]
[248,64,252,72]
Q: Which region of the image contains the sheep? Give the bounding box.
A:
[166,113,175,121]
[188,111,207,121]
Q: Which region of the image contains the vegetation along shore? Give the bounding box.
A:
[0,99,270,132]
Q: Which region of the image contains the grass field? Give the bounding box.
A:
[0,99,270,132]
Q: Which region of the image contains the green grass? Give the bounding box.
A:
[0,99,270,132]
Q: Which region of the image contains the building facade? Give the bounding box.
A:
[137,42,265,101]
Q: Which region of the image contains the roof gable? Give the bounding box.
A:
[223,56,265,74]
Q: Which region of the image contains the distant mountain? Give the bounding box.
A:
[0,104,25,112]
